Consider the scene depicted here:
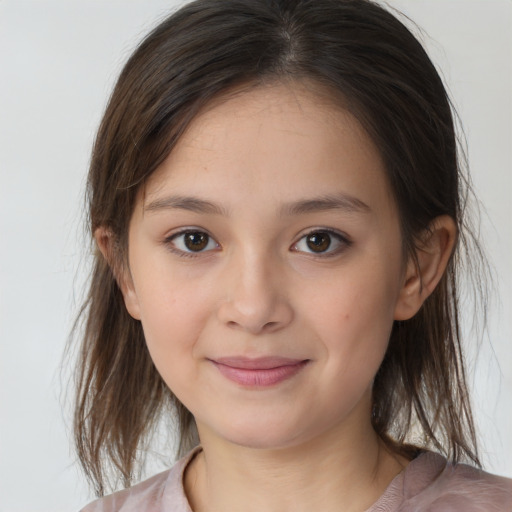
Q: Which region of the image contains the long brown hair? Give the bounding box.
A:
[73,0,484,496]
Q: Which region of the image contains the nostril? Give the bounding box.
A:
[225,319,281,334]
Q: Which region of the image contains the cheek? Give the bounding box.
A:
[302,254,401,370]
[129,260,214,381]
[301,275,398,425]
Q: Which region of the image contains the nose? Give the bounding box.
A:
[216,250,294,335]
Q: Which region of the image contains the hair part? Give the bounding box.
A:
[73,0,483,496]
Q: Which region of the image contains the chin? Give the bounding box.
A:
[206,414,311,451]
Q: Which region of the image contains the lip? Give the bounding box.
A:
[209,356,310,387]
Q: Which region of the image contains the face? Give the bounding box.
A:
[122,83,409,450]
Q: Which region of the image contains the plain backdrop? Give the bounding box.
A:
[0,1,511,510]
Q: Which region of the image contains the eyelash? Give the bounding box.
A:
[164,228,352,258]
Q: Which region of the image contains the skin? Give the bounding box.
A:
[98,82,455,512]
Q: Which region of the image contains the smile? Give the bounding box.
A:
[209,357,310,387]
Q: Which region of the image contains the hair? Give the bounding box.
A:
[73,0,485,497]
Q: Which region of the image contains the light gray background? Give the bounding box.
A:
[0,1,510,510]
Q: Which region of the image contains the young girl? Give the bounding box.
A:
[75,0,512,510]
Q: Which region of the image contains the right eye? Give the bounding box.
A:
[167,230,219,255]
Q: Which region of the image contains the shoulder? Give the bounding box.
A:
[79,448,200,512]
[79,469,171,512]
[398,452,512,511]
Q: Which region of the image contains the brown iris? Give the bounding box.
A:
[184,231,209,251]
[306,232,331,252]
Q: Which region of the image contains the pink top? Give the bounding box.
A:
[81,448,512,511]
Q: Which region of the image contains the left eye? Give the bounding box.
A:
[169,230,219,253]
[292,230,349,255]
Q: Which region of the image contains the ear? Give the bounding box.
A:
[394,215,456,321]
[94,226,141,320]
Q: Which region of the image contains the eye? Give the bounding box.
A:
[292,230,350,256]
[167,230,219,255]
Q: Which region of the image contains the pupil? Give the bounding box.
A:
[184,232,208,251]
[306,232,331,252]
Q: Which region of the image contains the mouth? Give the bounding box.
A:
[208,356,310,387]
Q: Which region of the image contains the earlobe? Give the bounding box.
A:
[94,227,142,320]
[394,215,456,321]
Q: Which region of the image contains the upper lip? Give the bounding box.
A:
[210,356,308,370]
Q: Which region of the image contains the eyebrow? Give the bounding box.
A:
[144,195,229,216]
[280,194,371,216]
[144,192,370,217]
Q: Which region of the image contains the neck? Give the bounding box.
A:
[184,411,407,512]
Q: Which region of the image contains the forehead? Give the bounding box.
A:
[140,82,396,219]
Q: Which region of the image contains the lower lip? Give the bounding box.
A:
[211,361,309,387]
